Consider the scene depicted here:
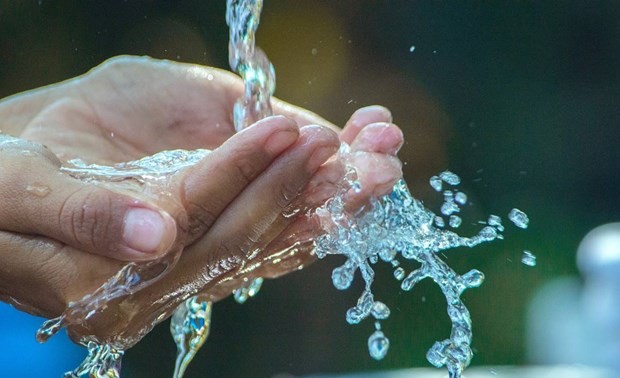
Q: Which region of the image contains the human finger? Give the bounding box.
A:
[0,136,178,261]
[0,230,121,319]
[271,97,339,132]
[176,115,300,243]
[340,105,393,145]
[190,125,339,264]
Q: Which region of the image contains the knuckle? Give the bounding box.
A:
[230,154,259,187]
[59,187,115,251]
[186,202,218,238]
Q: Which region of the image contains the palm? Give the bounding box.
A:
[14,59,245,163]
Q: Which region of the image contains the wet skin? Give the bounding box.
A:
[0,56,403,346]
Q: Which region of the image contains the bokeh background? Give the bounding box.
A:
[1,1,619,377]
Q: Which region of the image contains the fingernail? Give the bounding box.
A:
[353,105,392,125]
[353,123,404,155]
[265,129,298,155]
[123,208,175,255]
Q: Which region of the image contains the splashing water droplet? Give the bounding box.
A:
[521,250,537,266]
[332,262,355,290]
[487,215,504,231]
[440,170,461,185]
[508,208,529,229]
[429,175,443,192]
[63,342,123,378]
[454,192,467,205]
[170,296,213,378]
[371,301,390,320]
[461,269,485,288]
[368,330,390,360]
[393,267,405,281]
[449,215,462,228]
[233,277,264,304]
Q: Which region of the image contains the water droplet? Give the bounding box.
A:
[440,170,461,185]
[393,267,405,280]
[371,301,390,320]
[479,226,498,241]
[521,250,537,266]
[233,288,248,304]
[368,330,390,360]
[455,192,467,205]
[429,176,443,191]
[247,277,263,297]
[508,208,529,229]
[409,45,416,52]
[207,74,214,80]
[461,269,485,288]
[311,48,318,55]
[332,263,355,290]
[487,214,503,231]
[441,201,459,216]
[26,183,51,197]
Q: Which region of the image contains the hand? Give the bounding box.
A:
[0,56,403,346]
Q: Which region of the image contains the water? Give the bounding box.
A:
[26,183,51,197]
[313,165,531,377]
[233,277,264,304]
[170,295,213,378]
[429,175,442,192]
[508,208,529,229]
[62,342,123,378]
[226,0,275,131]
[31,1,532,377]
[165,1,275,374]
[439,170,461,186]
[36,149,212,376]
[521,250,537,267]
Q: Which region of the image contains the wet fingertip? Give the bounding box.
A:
[342,106,393,144]
[121,207,177,260]
[350,105,393,127]
[264,127,299,155]
[352,123,404,155]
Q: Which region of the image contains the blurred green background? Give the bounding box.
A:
[0,1,619,377]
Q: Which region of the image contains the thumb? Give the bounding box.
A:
[0,136,178,261]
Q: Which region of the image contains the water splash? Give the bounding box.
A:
[233,277,264,304]
[314,156,527,376]
[170,295,213,378]
[63,342,123,378]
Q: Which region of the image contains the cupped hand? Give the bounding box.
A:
[0,56,403,346]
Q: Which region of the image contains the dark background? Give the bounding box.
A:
[1,1,619,377]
